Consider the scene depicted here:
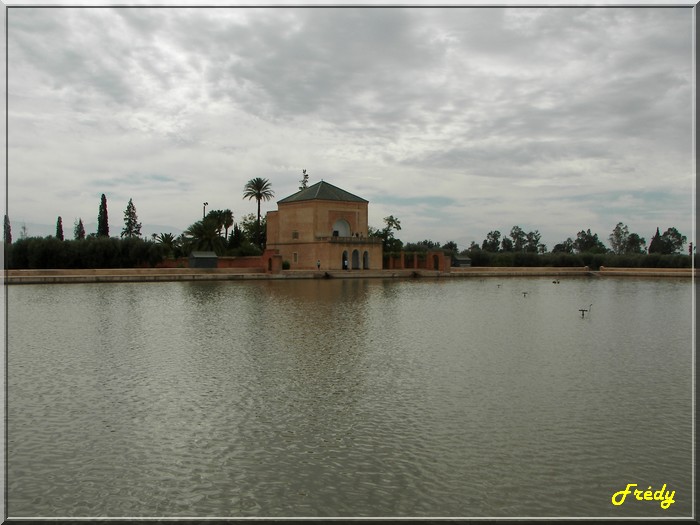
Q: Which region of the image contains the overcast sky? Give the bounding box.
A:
[6,4,696,251]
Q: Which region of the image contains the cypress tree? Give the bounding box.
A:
[74,218,86,240]
[56,216,64,241]
[97,194,109,237]
[228,223,243,249]
[4,214,11,244]
[648,227,663,254]
[121,198,142,238]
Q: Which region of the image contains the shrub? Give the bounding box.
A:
[468,250,492,267]
[5,236,164,269]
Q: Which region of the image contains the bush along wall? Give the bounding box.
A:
[5,236,165,269]
[465,251,691,270]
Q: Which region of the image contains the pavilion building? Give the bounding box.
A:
[265,181,383,271]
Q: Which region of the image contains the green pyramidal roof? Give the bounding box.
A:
[278,181,368,204]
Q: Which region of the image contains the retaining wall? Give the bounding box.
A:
[4,266,694,284]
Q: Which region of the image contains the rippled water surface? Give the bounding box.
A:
[7,277,694,518]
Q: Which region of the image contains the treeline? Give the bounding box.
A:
[4,177,277,269]
[465,251,691,270]
[6,236,164,269]
[391,221,693,270]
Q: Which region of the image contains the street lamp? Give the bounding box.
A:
[203,202,208,219]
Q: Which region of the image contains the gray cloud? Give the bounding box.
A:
[6,5,694,250]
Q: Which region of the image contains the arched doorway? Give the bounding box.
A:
[332,219,351,237]
[342,250,348,270]
[363,251,369,269]
[433,255,440,270]
[352,249,360,269]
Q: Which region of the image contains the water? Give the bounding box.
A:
[6,277,694,518]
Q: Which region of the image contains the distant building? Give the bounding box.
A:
[266,181,383,270]
[189,251,218,268]
[454,256,472,267]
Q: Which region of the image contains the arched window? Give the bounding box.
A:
[332,219,351,237]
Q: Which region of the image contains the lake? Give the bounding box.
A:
[6,276,694,518]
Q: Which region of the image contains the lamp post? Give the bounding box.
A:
[203,202,208,219]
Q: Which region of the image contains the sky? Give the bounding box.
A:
[5,2,696,252]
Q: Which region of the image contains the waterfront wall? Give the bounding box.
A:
[597,266,696,277]
[4,266,694,284]
[147,256,266,269]
[449,266,593,277]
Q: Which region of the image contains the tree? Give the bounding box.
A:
[418,240,440,249]
[660,227,686,254]
[648,227,663,254]
[240,212,267,247]
[204,209,234,240]
[607,223,646,254]
[648,226,686,255]
[222,209,234,240]
[156,233,177,258]
[205,209,225,236]
[552,238,574,254]
[441,241,459,265]
[184,217,226,254]
[382,215,403,252]
[574,229,607,253]
[299,169,309,190]
[609,222,629,255]
[74,218,86,240]
[4,215,11,244]
[510,226,526,252]
[97,194,109,237]
[369,215,403,253]
[174,233,190,258]
[524,230,541,253]
[383,215,401,234]
[442,241,458,253]
[228,223,243,249]
[56,216,64,241]
[121,198,142,238]
[243,177,274,248]
[500,237,513,252]
[625,233,647,254]
[481,230,501,252]
[405,240,440,252]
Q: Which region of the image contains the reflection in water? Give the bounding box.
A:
[7,277,693,518]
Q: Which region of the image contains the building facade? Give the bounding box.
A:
[266,181,383,271]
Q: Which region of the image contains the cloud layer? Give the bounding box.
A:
[7,6,695,249]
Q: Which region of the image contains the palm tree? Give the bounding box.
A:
[156,232,176,258]
[184,217,226,255]
[204,209,234,241]
[205,209,226,236]
[222,209,234,241]
[243,177,274,248]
